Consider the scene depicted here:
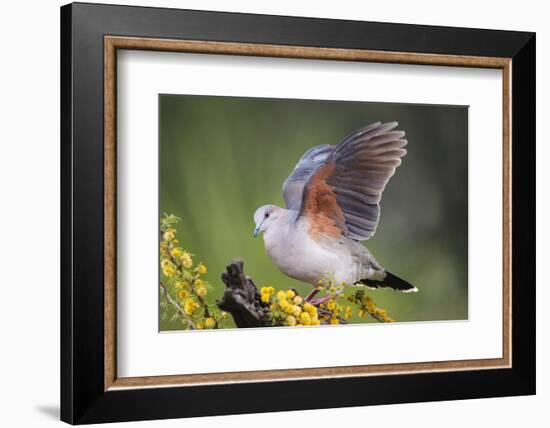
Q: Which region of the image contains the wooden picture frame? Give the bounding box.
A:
[61,2,535,424]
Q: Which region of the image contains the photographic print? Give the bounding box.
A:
[62,6,534,421]
[159,95,468,331]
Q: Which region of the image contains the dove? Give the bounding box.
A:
[253,121,417,300]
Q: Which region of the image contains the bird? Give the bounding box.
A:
[253,121,417,301]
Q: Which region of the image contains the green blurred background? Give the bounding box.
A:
[159,94,468,330]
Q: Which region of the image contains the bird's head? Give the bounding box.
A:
[253,204,281,238]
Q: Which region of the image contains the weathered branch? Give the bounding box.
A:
[216,259,272,328]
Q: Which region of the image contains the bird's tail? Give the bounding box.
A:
[359,271,418,293]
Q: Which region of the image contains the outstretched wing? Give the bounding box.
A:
[299,122,407,241]
[282,144,334,211]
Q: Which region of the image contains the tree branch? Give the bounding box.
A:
[216,259,272,328]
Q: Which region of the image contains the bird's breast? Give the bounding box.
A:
[263,218,352,285]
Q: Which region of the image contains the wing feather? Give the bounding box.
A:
[300,160,347,238]
[282,144,334,210]
[299,122,407,240]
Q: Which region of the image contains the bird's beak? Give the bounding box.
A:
[253,220,264,238]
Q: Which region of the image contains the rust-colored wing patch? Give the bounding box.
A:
[296,122,407,241]
[302,160,346,239]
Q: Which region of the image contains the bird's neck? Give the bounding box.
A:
[263,209,296,244]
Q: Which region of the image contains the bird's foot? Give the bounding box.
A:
[304,288,320,303]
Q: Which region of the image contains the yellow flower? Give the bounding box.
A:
[326,299,336,311]
[293,296,303,305]
[291,305,302,317]
[184,298,198,315]
[196,263,207,275]
[344,306,353,320]
[180,251,193,269]
[177,290,189,300]
[196,321,205,330]
[162,262,176,278]
[282,302,294,314]
[299,312,311,326]
[358,309,366,318]
[260,286,275,295]
[163,230,175,241]
[303,302,317,315]
[260,286,275,304]
[175,280,189,290]
[204,317,216,329]
[330,318,340,325]
[276,290,287,302]
[170,247,183,258]
[364,296,376,310]
[286,315,297,326]
[311,317,321,326]
[194,278,207,298]
[286,289,296,299]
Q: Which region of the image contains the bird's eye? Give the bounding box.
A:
[265,212,269,218]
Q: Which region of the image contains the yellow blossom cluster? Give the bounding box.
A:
[266,275,394,326]
[260,286,275,303]
[347,289,395,323]
[258,272,395,326]
[259,280,394,326]
[161,259,176,278]
[316,298,354,325]
[183,298,200,316]
[261,287,321,326]
[159,214,228,330]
